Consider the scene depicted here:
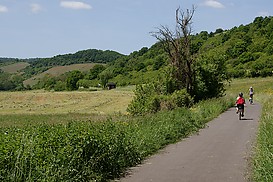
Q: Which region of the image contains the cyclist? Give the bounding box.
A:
[249,86,254,104]
[236,92,245,117]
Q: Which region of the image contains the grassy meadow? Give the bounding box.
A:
[0,77,272,181]
[0,89,134,114]
[0,88,134,128]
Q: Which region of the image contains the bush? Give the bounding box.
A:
[54,81,66,91]
[127,83,193,115]
[171,89,194,108]
[127,83,157,115]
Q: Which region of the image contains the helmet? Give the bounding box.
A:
[239,92,243,97]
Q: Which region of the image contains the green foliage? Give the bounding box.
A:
[77,79,93,89]
[54,81,66,91]
[0,71,25,91]
[171,89,194,108]
[127,83,158,115]
[88,64,106,80]
[127,82,193,115]
[66,70,84,91]
[194,50,227,100]
[226,40,248,58]
[22,49,124,79]
[99,69,114,88]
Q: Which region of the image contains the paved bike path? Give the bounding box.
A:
[118,103,261,182]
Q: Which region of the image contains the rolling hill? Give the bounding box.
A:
[23,63,103,86]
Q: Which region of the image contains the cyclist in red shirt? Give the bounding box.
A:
[236,92,245,117]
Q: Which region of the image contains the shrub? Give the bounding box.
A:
[171,89,194,108]
[127,83,193,115]
[54,81,66,91]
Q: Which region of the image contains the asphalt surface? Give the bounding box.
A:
[118,102,261,182]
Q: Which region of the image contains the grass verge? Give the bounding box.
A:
[252,93,273,181]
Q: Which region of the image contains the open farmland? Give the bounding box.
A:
[0,88,134,115]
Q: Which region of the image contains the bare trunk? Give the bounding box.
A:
[151,6,196,95]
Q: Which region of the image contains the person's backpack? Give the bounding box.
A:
[237,97,245,104]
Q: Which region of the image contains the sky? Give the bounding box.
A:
[0,0,272,59]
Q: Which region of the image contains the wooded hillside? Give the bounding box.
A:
[1,16,273,91]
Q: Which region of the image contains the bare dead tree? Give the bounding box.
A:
[151,6,196,94]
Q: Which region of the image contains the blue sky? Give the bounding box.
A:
[0,0,272,58]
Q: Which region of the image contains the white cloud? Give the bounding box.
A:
[60,1,92,10]
[0,5,8,13]
[30,3,42,13]
[203,0,225,9]
[258,11,270,17]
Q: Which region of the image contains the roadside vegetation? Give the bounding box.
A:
[1,77,273,181]
[0,93,234,181]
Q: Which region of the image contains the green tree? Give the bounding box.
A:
[66,70,84,91]
[194,50,227,100]
[98,69,114,88]
[0,71,18,91]
[88,64,106,80]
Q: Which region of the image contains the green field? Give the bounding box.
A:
[0,88,134,128]
[0,77,272,181]
[0,89,133,115]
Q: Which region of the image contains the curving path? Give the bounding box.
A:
[118,102,261,182]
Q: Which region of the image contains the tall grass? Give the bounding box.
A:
[252,97,273,181]
[0,96,233,181]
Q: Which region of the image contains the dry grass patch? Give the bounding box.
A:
[0,89,134,115]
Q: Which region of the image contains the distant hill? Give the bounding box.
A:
[23,63,101,86]
[22,49,125,78]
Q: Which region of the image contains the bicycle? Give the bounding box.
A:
[249,95,253,104]
[237,105,244,120]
